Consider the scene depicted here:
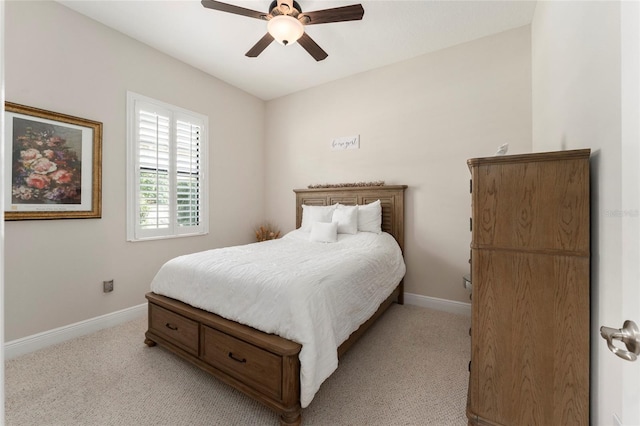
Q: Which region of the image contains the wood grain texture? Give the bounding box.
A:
[302,4,365,25]
[471,151,589,255]
[201,325,282,400]
[149,304,199,355]
[467,150,589,426]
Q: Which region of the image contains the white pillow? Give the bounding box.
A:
[358,200,382,234]
[309,221,338,243]
[332,205,358,234]
[301,204,337,231]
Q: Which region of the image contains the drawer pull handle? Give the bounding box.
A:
[228,352,247,363]
[165,323,178,331]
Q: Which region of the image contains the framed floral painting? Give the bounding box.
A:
[4,102,102,220]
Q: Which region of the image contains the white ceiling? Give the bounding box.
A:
[58,0,537,100]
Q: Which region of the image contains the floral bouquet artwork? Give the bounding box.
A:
[11,118,82,205]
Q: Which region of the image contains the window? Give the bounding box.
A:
[126,92,208,241]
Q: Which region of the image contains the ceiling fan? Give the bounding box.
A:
[201,0,365,61]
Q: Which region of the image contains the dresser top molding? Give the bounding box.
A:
[467,148,591,169]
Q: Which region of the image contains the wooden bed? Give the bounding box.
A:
[144,185,407,425]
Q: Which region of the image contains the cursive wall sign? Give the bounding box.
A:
[330,135,360,151]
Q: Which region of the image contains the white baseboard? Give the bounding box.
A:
[404,292,471,316]
[5,303,147,360]
[5,295,468,359]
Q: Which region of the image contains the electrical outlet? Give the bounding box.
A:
[103,280,114,293]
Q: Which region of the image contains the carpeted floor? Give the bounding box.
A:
[6,304,470,425]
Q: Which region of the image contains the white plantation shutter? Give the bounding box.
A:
[175,118,201,228]
[127,93,208,241]
[138,109,171,232]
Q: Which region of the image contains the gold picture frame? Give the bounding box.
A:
[4,102,102,220]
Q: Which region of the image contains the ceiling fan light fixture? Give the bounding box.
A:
[267,15,304,46]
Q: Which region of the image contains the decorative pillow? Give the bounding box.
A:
[332,205,358,234]
[301,204,337,231]
[358,199,382,234]
[309,221,338,243]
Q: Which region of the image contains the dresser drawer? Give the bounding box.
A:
[149,304,199,355]
[201,325,282,400]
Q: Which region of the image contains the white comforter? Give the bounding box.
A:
[150,229,406,407]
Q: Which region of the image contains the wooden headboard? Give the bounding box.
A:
[293,185,407,252]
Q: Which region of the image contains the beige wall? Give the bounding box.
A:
[531,1,623,424]
[5,3,533,339]
[264,26,532,304]
[4,1,265,340]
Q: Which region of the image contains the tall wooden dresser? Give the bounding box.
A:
[466,149,590,426]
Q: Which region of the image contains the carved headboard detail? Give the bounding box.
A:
[293,185,407,253]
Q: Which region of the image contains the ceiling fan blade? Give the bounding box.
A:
[201,0,267,20]
[298,32,328,61]
[246,33,275,57]
[302,4,364,25]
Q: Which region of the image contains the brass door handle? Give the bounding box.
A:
[600,320,640,362]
